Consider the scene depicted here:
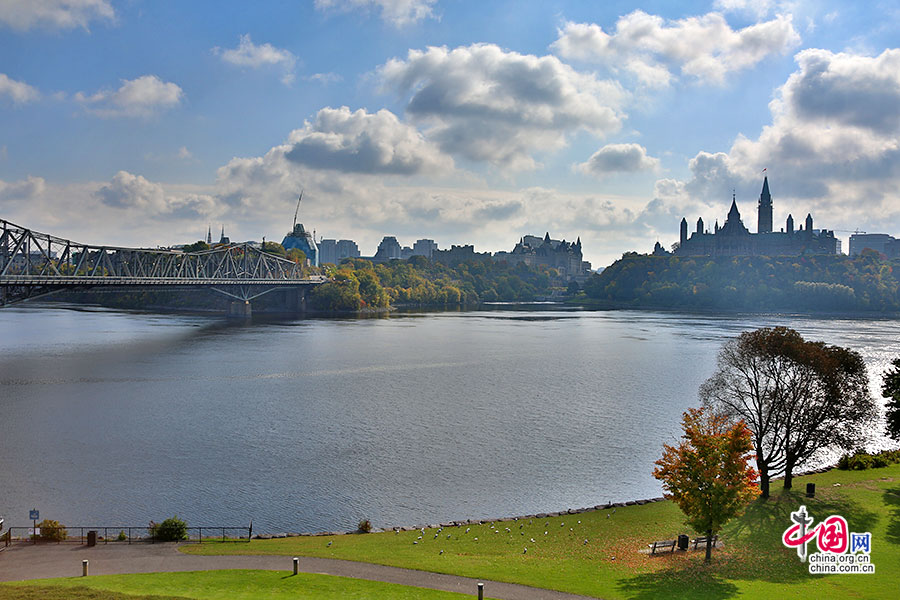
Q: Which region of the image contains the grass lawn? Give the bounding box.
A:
[0,570,478,599]
[184,464,900,599]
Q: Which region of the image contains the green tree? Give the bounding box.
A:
[286,248,306,264]
[883,358,900,440]
[701,327,877,496]
[262,241,287,257]
[181,240,210,253]
[653,408,758,562]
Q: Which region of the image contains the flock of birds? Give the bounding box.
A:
[327,508,620,556]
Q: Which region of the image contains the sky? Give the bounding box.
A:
[1,0,899,267]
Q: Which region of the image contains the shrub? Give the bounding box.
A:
[36,519,67,542]
[149,516,188,541]
[838,450,900,470]
[357,519,373,533]
[117,530,127,541]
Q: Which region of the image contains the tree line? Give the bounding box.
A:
[310,255,561,311]
[583,251,900,312]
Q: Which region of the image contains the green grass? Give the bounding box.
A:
[0,570,476,599]
[184,465,900,599]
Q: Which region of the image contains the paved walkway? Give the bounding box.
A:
[0,542,597,600]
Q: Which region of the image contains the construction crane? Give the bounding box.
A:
[292,191,303,230]
[834,229,867,235]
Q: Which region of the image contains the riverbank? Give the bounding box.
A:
[181,464,900,599]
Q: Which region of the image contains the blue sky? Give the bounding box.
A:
[1,0,899,266]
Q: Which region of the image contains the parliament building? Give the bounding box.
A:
[670,177,839,257]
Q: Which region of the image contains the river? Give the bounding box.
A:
[0,303,898,533]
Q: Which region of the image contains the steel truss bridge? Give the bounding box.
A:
[0,218,326,310]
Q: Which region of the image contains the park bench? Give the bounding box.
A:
[648,539,677,554]
[692,535,718,550]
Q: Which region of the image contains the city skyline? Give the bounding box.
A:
[1,1,899,267]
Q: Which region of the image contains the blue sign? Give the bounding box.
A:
[29,509,39,521]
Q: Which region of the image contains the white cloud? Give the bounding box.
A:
[177,146,193,160]
[0,73,40,104]
[653,48,900,242]
[283,106,453,175]
[93,171,217,220]
[577,143,659,177]
[213,34,296,84]
[552,11,800,86]
[305,72,343,85]
[380,43,626,170]
[315,0,437,27]
[75,75,183,118]
[713,0,776,19]
[0,0,114,31]
[0,175,46,200]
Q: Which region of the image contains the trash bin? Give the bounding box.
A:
[87,530,97,547]
[806,483,816,498]
[677,534,689,550]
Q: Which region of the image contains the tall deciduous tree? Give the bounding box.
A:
[654,408,758,562]
[883,358,900,440]
[699,327,796,498]
[701,327,876,496]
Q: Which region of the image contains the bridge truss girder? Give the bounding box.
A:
[0,218,325,307]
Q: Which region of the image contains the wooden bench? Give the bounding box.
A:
[692,535,718,550]
[648,539,677,554]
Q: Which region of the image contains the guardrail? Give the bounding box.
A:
[3,525,251,546]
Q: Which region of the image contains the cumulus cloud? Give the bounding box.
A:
[315,0,436,26]
[576,143,659,177]
[0,73,40,104]
[94,171,216,219]
[75,75,183,118]
[213,34,296,84]
[0,175,46,200]
[283,106,453,175]
[653,48,900,242]
[380,43,626,170]
[551,11,800,87]
[0,0,114,31]
[713,0,776,19]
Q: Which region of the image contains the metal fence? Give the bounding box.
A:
[3,525,251,546]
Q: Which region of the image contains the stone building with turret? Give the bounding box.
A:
[674,177,839,257]
[494,232,588,280]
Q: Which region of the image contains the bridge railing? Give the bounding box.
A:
[1,218,305,281]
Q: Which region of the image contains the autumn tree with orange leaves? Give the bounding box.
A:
[653,408,759,562]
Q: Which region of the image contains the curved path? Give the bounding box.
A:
[0,542,597,600]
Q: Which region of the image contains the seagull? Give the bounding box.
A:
[523,547,527,554]
[578,521,581,524]
[530,538,535,543]
[474,537,478,541]
[544,531,548,535]
[583,539,588,545]
[413,541,418,545]
[440,550,444,555]
[327,541,332,547]
[417,535,422,540]
[466,528,470,534]
[447,534,451,539]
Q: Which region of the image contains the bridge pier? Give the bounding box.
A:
[227,300,252,318]
[285,288,307,313]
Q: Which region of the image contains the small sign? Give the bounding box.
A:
[28,528,40,535]
[29,509,39,521]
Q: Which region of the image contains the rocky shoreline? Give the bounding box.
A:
[251,464,835,539]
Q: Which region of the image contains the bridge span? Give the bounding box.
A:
[0,218,327,315]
